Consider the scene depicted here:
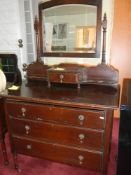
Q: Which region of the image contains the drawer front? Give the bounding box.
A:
[6,102,105,129]
[13,137,103,172]
[48,72,80,83]
[10,118,103,150]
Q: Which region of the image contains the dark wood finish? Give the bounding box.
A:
[23,62,119,87]
[117,78,131,175]
[120,78,131,106]
[38,0,102,58]
[23,61,49,81]
[86,64,119,86]
[102,13,107,64]
[0,98,9,165]
[6,101,105,129]
[13,137,103,171]
[0,81,120,174]
[10,118,103,151]
[47,66,87,88]
[47,62,119,87]
[34,16,41,62]
[4,81,119,108]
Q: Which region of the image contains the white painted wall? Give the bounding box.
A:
[0,0,19,52]
[0,0,114,69]
[0,0,23,72]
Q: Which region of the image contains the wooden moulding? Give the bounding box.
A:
[23,62,119,88]
[47,64,87,89]
[23,61,49,81]
[86,63,119,86]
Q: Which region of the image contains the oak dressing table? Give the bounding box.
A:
[1,80,119,174]
[1,0,120,174]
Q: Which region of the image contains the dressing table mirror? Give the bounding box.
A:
[23,0,119,88]
[38,0,102,58]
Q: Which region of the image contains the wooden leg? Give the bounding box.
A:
[13,151,20,171]
[77,83,80,89]
[1,139,9,165]
[48,80,51,88]
[102,167,107,175]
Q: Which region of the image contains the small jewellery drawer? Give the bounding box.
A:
[13,137,103,172]
[6,102,105,129]
[47,72,82,84]
[10,118,104,150]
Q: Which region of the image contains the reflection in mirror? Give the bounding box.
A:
[43,5,97,53]
[39,0,102,58]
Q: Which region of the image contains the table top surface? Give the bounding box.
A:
[0,80,120,109]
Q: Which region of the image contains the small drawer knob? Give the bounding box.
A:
[60,74,64,83]
[78,115,85,121]
[78,115,85,125]
[25,125,30,134]
[21,107,26,117]
[78,155,84,164]
[26,144,32,150]
[78,134,85,143]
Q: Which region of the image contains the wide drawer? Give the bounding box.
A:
[6,102,105,129]
[10,118,103,150]
[13,137,103,172]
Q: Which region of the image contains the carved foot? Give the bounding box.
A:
[15,164,21,172]
[1,140,9,165]
[13,152,20,171]
[4,160,9,166]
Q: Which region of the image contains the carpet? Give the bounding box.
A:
[0,118,119,175]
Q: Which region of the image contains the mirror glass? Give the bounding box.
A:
[39,0,102,58]
[43,5,97,53]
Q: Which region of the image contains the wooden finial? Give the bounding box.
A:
[34,16,41,62]
[102,13,107,64]
[34,16,39,34]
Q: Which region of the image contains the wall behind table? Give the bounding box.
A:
[111,0,131,118]
[111,0,131,84]
[0,0,25,76]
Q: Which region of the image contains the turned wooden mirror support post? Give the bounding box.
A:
[34,16,41,62]
[102,13,107,64]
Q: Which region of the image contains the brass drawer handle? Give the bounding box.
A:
[60,74,64,83]
[25,125,30,134]
[78,115,85,125]
[21,107,26,117]
[26,144,32,150]
[78,134,85,143]
[78,155,84,164]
